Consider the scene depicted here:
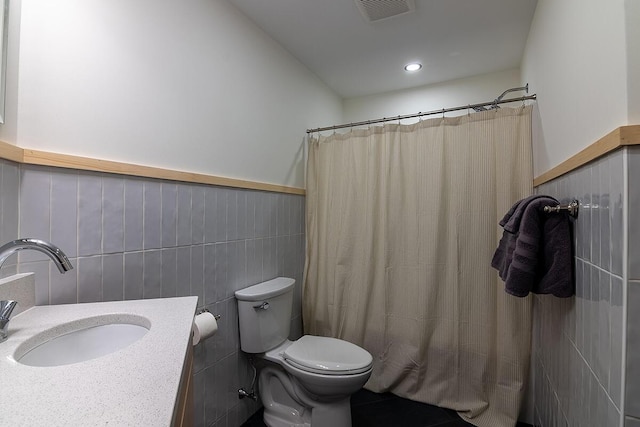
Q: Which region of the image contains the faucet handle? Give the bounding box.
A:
[1,300,17,320]
[0,300,17,343]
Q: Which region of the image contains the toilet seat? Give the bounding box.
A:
[283,335,373,376]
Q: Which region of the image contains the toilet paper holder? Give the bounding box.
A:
[197,307,221,320]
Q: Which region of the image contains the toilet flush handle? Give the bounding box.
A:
[253,301,270,310]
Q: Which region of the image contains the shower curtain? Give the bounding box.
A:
[303,106,534,427]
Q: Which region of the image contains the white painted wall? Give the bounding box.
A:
[5,0,636,186]
[626,0,640,125]
[521,0,629,177]
[342,68,522,126]
[8,0,342,188]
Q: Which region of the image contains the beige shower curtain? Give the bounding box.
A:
[303,106,534,427]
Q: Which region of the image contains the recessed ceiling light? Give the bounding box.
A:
[404,62,422,72]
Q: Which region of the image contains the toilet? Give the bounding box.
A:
[235,277,373,427]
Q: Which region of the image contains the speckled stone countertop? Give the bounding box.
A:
[0,296,198,426]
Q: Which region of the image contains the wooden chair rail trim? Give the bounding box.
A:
[0,141,305,195]
[533,125,640,187]
[3,125,637,193]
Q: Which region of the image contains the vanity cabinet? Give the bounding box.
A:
[173,344,194,427]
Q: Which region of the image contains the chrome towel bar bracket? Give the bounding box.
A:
[543,200,579,218]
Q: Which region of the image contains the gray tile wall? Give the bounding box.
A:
[626,147,640,423]
[0,158,20,276]
[3,162,305,427]
[534,150,624,427]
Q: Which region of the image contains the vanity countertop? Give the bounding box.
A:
[0,296,198,426]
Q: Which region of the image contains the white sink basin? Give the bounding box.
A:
[14,315,150,367]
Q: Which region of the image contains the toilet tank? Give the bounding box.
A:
[234,277,295,353]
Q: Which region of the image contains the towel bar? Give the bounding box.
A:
[543,199,579,218]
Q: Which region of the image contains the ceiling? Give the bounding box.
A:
[227,0,539,99]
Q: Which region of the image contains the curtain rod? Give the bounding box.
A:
[306,94,537,134]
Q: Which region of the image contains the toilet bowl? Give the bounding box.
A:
[235,278,373,427]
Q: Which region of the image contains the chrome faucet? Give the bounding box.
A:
[0,238,74,342]
[0,238,74,273]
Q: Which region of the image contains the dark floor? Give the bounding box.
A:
[242,389,534,427]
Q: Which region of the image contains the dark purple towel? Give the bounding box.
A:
[491,196,574,298]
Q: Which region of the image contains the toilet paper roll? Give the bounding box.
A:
[192,311,218,346]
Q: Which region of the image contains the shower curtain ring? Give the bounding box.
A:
[442,108,445,119]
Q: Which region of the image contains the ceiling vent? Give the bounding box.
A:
[355,0,416,22]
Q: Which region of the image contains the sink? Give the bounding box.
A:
[14,314,150,367]
[0,296,198,426]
